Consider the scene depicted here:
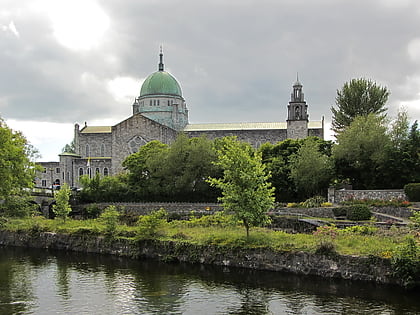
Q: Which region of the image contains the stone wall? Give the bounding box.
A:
[0,231,412,287]
[186,129,288,148]
[73,202,223,216]
[328,188,407,204]
[111,114,178,174]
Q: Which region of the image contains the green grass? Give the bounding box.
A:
[1,215,417,259]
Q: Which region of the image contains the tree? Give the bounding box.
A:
[0,117,38,199]
[289,138,334,198]
[331,78,389,134]
[259,137,333,201]
[208,137,275,238]
[122,135,220,201]
[61,140,76,154]
[333,114,391,189]
[53,183,72,222]
[383,113,420,187]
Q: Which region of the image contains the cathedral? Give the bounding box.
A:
[35,51,324,189]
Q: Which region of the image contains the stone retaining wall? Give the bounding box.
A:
[0,230,414,287]
[72,202,223,216]
[328,188,407,204]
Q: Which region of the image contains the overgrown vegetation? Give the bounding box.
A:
[404,183,420,202]
[52,184,72,222]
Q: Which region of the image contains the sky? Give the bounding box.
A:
[1,0,420,161]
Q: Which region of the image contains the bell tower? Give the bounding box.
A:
[287,75,309,139]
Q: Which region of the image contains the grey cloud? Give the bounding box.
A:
[1,0,419,128]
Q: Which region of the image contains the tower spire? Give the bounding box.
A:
[158,46,164,71]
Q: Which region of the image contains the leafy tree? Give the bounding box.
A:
[208,137,275,238]
[61,140,76,153]
[53,183,72,222]
[259,137,333,201]
[99,205,120,236]
[78,173,130,202]
[333,114,391,189]
[0,117,39,199]
[289,138,334,198]
[123,135,220,201]
[331,78,389,134]
[382,111,420,187]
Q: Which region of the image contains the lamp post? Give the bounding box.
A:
[49,168,54,198]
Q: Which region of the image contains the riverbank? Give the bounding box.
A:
[0,230,416,288]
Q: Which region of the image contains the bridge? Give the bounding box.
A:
[30,187,56,218]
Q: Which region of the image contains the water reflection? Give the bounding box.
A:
[0,246,419,315]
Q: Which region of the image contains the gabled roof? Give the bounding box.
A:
[80,126,112,134]
[184,122,287,131]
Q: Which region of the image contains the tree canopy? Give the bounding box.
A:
[289,138,334,198]
[331,78,389,134]
[208,137,275,237]
[0,117,38,199]
[333,113,391,189]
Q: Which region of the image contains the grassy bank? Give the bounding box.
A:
[1,214,416,258]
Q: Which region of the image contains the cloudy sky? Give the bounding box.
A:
[1,0,420,161]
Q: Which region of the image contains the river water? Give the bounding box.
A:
[0,246,419,315]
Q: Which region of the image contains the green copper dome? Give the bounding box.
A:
[140,71,182,97]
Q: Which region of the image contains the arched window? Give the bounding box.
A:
[101,143,105,157]
[79,168,84,176]
[85,144,90,157]
[95,168,100,174]
[104,168,109,176]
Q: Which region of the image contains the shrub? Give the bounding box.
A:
[404,183,420,202]
[301,196,326,208]
[186,211,239,227]
[391,236,419,288]
[340,225,378,235]
[137,208,168,239]
[0,195,38,218]
[313,224,338,256]
[346,204,372,221]
[409,210,420,230]
[84,203,102,219]
[53,184,72,222]
[332,206,348,217]
[0,216,8,228]
[99,205,120,236]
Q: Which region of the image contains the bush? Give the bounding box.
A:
[313,225,338,256]
[136,208,168,239]
[301,196,326,208]
[0,216,8,228]
[84,203,102,219]
[332,206,349,217]
[0,195,38,218]
[404,183,420,202]
[391,236,419,288]
[346,204,372,221]
[99,205,120,236]
[340,225,378,235]
[186,211,239,227]
[409,210,420,230]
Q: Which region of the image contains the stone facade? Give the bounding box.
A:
[186,128,288,148]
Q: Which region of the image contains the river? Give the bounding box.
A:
[0,246,419,314]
